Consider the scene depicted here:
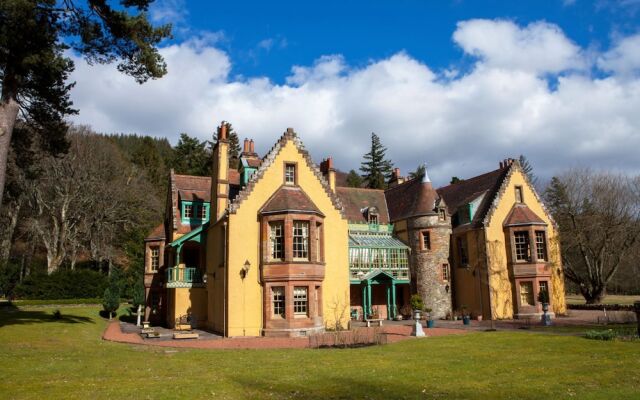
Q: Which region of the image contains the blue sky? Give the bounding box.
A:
[68,0,640,186]
[165,0,638,82]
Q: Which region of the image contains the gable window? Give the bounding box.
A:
[441,263,450,281]
[514,231,531,262]
[285,163,296,185]
[438,208,446,221]
[183,204,193,219]
[150,247,159,272]
[457,237,468,266]
[535,231,547,261]
[272,287,285,318]
[293,287,308,316]
[293,221,309,260]
[515,186,524,203]
[269,222,284,261]
[421,231,431,251]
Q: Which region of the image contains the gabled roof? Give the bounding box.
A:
[260,186,323,215]
[503,204,546,227]
[436,168,507,216]
[335,187,389,224]
[228,128,345,218]
[384,177,440,222]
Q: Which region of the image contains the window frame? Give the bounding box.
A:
[420,230,431,251]
[272,286,285,318]
[150,246,160,272]
[515,186,524,203]
[284,162,297,185]
[293,286,308,317]
[535,230,548,261]
[441,263,450,282]
[514,231,531,262]
[269,221,285,261]
[519,281,535,306]
[292,221,310,261]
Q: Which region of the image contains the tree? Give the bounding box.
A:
[0,0,171,210]
[226,123,241,169]
[102,286,120,320]
[409,164,425,180]
[359,132,393,189]
[519,154,538,186]
[172,133,211,176]
[450,176,463,185]
[545,170,640,304]
[345,169,363,188]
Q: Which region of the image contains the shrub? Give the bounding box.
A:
[102,287,120,319]
[0,262,21,298]
[131,278,145,309]
[584,329,618,341]
[410,294,424,311]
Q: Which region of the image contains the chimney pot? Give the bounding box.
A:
[249,139,255,153]
[219,121,228,140]
[243,138,250,153]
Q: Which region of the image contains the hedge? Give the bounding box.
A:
[13,270,108,300]
[568,303,635,311]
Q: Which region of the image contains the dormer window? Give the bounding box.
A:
[181,201,209,223]
[438,208,446,221]
[285,163,296,185]
[368,213,378,225]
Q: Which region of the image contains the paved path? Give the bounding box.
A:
[102,321,468,349]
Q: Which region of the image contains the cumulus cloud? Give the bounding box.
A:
[597,33,640,76]
[68,19,640,186]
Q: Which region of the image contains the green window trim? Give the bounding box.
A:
[181,201,210,224]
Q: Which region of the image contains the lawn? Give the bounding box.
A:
[565,294,640,305]
[1,305,639,399]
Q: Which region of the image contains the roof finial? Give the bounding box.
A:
[422,162,431,183]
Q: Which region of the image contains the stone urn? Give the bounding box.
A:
[413,309,422,320]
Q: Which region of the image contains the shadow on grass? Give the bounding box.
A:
[229,373,451,399]
[0,303,94,327]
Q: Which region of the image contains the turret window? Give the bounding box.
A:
[441,263,450,281]
[421,231,431,251]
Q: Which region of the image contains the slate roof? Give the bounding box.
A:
[384,178,440,222]
[503,204,546,226]
[436,167,509,227]
[335,187,390,224]
[174,174,211,202]
[260,185,323,215]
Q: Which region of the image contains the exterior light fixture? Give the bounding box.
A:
[240,260,251,279]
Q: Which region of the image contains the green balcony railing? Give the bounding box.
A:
[166,267,203,287]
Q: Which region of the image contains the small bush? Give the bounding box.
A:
[410,294,424,311]
[584,329,618,341]
[102,287,120,319]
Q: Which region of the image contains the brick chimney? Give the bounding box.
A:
[320,157,336,192]
[211,121,229,221]
[388,167,405,187]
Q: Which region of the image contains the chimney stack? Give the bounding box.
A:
[250,139,255,154]
[320,157,336,192]
[243,138,250,153]
[218,121,228,141]
[388,167,405,187]
[212,121,230,221]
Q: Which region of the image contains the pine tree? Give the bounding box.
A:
[346,170,363,188]
[359,133,393,189]
[409,164,425,180]
[0,0,171,209]
[226,123,241,169]
[172,133,212,176]
[518,154,538,186]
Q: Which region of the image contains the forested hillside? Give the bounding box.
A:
[0,124,214,299]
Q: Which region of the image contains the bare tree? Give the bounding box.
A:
[545,169,640,304]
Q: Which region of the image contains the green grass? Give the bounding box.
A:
[1,305,639,399]
[566,294,640,305]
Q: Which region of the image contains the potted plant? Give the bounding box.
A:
[425,307,435,328]
[461,305,471,325]
[410,294,424,320]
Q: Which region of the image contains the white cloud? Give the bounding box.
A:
[453,19,586,74]
[598,33,640,76]
[68,19,640,186]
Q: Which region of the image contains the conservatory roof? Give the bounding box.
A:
[348,232,410,249]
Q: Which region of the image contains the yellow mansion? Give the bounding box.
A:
[143,123,566,337]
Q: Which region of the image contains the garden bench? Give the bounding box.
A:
[175,314,192,331]
[365,318,384,327]
[173,332,199,340]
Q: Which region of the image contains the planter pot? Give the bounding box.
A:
[462,316,471,325]
[476,316,483,321]
[426,319,435,329]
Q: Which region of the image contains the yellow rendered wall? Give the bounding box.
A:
[483,169,567,318]
[225,139,350,336]
[166,287,208,328]
[394,220,409,243]
[452,229,492,318]
[205,220,227,333]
